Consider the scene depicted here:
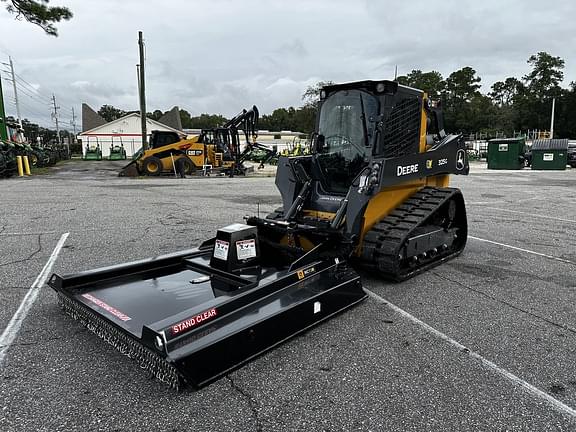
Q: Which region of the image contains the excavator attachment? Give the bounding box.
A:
[117,106,265,178]
[49,224,365,390]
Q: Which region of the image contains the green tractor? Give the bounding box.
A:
[44,143,62,165]
[29,144,51,167]
[83,143,102,161]
[0,144,7,177]
[0,141,17,177]
[108,143,127,160]
[247,146,278,166]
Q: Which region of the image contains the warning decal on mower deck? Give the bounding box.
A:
[213,240,229,260]
[81,293,132,322]
[297,266,316,280]
[236,239,256,260]
[170,308,218,337]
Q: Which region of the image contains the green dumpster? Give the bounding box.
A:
[531,139,568,170]
[487,137,526,169]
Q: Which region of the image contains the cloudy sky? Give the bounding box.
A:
[1,0,575,128]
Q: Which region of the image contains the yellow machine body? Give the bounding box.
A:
[135,136,234,175]
[298,98,451,256]
[357,99,450,253]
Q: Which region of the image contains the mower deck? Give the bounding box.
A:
[49,248,365,389]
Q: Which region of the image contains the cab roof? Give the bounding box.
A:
[322,80,423,97]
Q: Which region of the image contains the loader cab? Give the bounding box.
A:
[315,89,378,194]
[149,131,181,149]
[200,128,234,159]
[314,81,423,194]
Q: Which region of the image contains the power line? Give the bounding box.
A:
[14,79,52,103]
[51,94,69,154]
[2,56,73,104]
[0,63,55,102]
[14,72,54,101]
[4,98,61,128]
[3,81,53,118]
[0,56,78,139]
[13,81,52,106]
[0,70,53,105]
[20,109,52,123]
[17,88,51,107]
[6,93,71,131]
[3,88,54,123]
[13,99,51,117]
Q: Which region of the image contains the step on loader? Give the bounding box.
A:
[49,80,469,389]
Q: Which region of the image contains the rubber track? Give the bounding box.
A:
[361,187,465,281]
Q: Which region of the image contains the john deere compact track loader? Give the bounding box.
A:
[49,80,468,389]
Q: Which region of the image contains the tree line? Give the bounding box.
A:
[95,51,575,139]
[396,52,575,138]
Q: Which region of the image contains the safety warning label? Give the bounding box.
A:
[236,239,256,260]
[81,293,131,322]
[214,240,229,260]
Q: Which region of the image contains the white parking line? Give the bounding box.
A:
[477,207,576,224]
[365,289,576,420]
[466,201,507,205]
[469,236,574,265]
[467,197,539,206]
[0,231,58,236]
[0,232,69,366]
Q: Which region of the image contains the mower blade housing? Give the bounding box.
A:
[49,249,365,390]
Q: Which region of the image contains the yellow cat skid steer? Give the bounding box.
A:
[119,106,274,177]
[118,131,236,177]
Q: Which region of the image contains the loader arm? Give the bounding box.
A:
[223,105,260,157]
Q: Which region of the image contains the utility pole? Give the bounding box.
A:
[70,106,77,153]
[138,31,148,150]
[51,94,61,146]
[550,97,556,139]
[8,57,22,130]
[71,107,77,136]
[136,64,140,101]
[0,69,8,141]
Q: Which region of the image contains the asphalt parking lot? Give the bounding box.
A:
[1,160,576,431]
